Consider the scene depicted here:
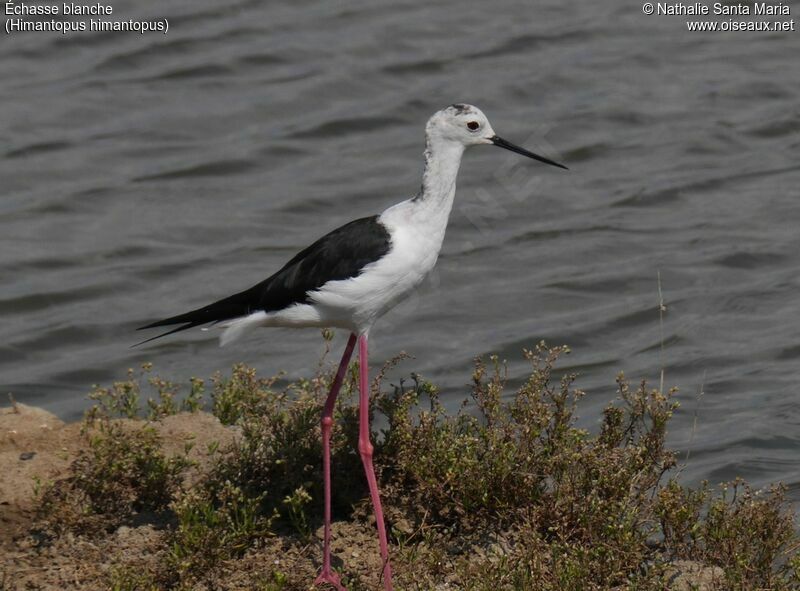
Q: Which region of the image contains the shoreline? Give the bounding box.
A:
[1,353,797,590]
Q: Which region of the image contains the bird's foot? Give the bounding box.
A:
[314,570,347,591]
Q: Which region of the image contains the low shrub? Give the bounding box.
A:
[37,421,189,535]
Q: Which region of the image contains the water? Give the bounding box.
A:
[2,0,799,497]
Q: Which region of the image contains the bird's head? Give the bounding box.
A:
[426,103,567,170]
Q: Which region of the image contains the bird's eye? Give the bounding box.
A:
[467,121,480,131]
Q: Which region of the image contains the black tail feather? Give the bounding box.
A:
[137,306,216,331]
[132,322,206,347]
[135,287,260,346]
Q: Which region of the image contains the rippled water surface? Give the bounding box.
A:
[2,1,799,496]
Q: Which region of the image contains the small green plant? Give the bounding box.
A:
[38,421,189,534]
[31,475,48,500]
[144,374,178,420]
[282,486,313,538]
[146,375,205,419]
[87,366,144,420]
[86,363,205,422]
[252,571,289,591]
[210,363,282,425]
[205,361,363,529]
[702,480,796,589]
[656,479,709,559]
[184,377,205,412]
[169,483,275,578]
[78,423,189,515]
[108,565,160,591]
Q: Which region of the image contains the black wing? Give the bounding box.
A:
[136,215,391,344]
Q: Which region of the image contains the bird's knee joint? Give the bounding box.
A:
[321,417,333,428]
[358,441,374,457]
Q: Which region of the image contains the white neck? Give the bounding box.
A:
[412,134,465,217]
[379,133,466,244]
[368,132,466,330]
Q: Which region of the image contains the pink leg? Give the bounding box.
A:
[357,333,394,590]
[315,333,357,591]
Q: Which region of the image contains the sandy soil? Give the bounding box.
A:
[0,404,240,590]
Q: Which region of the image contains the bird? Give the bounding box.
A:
[137,104,567,591]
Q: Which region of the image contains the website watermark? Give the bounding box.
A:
[641,2,795,32]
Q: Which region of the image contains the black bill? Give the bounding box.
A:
[491,135,568,170]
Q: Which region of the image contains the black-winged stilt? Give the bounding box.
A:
[137,104,566,590]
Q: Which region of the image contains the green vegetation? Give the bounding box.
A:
[37,421,189,536]
[169,483,274,579]
[28,341,800,590]
[85,363,205,422]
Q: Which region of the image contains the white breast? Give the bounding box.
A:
[309,196,452,333]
